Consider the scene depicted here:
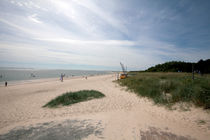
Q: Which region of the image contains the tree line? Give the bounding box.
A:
[146,59,210,74]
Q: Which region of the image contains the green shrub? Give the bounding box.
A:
[43,90,105,108]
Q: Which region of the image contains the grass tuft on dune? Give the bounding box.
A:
[43,90,105,108]
[118,72,210,109]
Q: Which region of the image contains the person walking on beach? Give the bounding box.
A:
[60,74,63,82]
[5,81,7,87]
[60,73,65,82]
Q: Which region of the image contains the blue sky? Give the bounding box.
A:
[0,0,210,70]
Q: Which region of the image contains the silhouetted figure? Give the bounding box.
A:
[60,74,63,82]
[60,73,65,82]
[31,73,36,77]
[5,81,7,87]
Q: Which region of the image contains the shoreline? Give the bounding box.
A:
[0,73,112,87]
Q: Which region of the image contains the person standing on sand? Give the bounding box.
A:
[60,74,63,82]
[60,73,65,82]
[5,81,7,87]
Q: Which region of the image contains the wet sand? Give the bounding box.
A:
[0,74,209,139]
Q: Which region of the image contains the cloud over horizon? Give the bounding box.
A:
[0,0,210,70]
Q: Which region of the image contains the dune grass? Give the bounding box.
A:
[118,72,210,109]
[43,90,105,108]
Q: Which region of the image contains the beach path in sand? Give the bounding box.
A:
[0,74,210,140]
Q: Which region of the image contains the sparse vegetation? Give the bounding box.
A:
[43,90,105,108]
[198,120,206,125]
[118,72,210,109]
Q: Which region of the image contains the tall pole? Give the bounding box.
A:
[192,63,194,80]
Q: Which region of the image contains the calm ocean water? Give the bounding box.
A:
[0,69,111,83]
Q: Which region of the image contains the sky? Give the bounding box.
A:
[0,0,210,71]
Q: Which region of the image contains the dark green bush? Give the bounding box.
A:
[43,90,105,108]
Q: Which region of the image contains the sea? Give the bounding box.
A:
[0,68,111,84]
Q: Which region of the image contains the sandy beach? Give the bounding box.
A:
[0,74,210,140]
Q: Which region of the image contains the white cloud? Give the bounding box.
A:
[0,18,34,34]
[35,38,135,46]
[28,14,42,24]
[72,0,129,35]
[0,38,164,70]
[1,37,209,70]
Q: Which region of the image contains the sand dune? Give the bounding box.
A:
[0,74,209,139]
